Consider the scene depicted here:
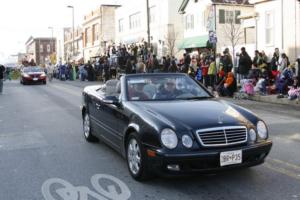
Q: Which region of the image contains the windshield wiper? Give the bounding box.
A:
[181,96,212,100]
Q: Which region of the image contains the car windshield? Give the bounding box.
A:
[23,67,43,73]
[126,74,212,101]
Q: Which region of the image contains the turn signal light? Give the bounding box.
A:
[147,149,156,157]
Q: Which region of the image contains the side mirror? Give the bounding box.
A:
[102,96,119,105]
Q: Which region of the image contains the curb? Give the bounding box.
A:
[249,95,300,106]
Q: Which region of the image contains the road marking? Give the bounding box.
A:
[42,174,131,200]
[268,158,300,171]
[265,158,300,181]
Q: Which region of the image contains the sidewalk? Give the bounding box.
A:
[248,94,300,106]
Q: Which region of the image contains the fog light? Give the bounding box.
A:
[167,164,180,171]
[182,135,193,148]
[249,129,257,142]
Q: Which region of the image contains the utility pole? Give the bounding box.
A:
[146,0,150,48]
[67,5,75,58]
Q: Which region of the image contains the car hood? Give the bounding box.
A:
[131,99,252,131]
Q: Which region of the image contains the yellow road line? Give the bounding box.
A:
[264,163,300,181]
[268,158,300,171]
[264,157,300,181]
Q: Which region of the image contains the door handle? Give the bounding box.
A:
[95,103,101,109]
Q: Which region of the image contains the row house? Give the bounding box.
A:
[64,27,83,62]
[247,0,300,61]
[178,0,255,57]
[82,4,119,62]
[115,0,184,58]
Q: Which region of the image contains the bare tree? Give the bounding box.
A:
[164,24,179,57]
[223,14,243,59]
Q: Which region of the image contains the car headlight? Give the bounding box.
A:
[40,73,46,77]
[23,73,30,78]
[257,121,268,140]
[249,129,257,142]
[182,135,193,148]
[161,129,178,149]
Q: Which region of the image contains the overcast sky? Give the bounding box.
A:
[0,0,120,63]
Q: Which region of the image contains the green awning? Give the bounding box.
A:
[178,35,209,49]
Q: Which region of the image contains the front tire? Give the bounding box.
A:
[126,133,151,181]
[83,113,97,142]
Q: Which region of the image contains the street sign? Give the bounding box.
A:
[209,30,217,44]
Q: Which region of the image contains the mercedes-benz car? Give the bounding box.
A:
[81,73,272,181]
[20,66,47,85]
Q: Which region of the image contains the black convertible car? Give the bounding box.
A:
[81,73,272,181]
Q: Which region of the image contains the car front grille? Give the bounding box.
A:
[30,74,40,78]
[196,126,247,147]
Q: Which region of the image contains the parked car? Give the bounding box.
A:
[20,66,46,85]
[81,73,272,181]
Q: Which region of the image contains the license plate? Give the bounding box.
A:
[33,78,38,81]
[220,150,242,167]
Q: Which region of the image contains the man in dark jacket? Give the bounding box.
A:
[238,47,252,80]
[152,55,160,73]
[0,64,6,94]
[221,51,233,76]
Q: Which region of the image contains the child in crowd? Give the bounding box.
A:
[287,77,300,100]
[254,75,267,95]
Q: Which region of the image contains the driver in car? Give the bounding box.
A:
[128,83,149,100]
[156,79,182,99]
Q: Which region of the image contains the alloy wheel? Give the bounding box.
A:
[127,138,141,175]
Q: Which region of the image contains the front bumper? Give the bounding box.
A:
[147,141,272,175]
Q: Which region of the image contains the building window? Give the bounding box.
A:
[93,24,99,42]
[40,56,44,64]
[47,44,51,53]
[119,19,124,32]
[150,6,156,24]
[85,27,92,44]
[265,11,274,45]
[39,44,43,53]
[129,12,141,30]
[185,14,194,30]
[225,10,234,23]
[219,9,241,24]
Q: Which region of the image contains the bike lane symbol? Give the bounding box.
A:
[42,174,131,200]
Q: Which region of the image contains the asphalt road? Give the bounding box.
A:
[0,79,300,200]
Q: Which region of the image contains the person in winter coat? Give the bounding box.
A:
[207,57,217,88]
[136,58,146,73]
[238,47,252,80]
[86,61,95,81]
[125,59,133,74]
[168,60,178,73]
[278,53,289,72]
[221,50,233,76]
[296,56,300,83]
[152,55,160,73]
[217,72,237,97]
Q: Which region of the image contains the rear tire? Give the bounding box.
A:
[126,132,152,181]
[83,113,97,142]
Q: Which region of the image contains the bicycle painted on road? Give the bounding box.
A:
[42,174,131,200]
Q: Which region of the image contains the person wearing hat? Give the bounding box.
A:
[0,64,6,94]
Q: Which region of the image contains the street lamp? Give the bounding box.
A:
[67,5,75,58]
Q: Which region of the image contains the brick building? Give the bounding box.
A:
[25,36,57,65]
